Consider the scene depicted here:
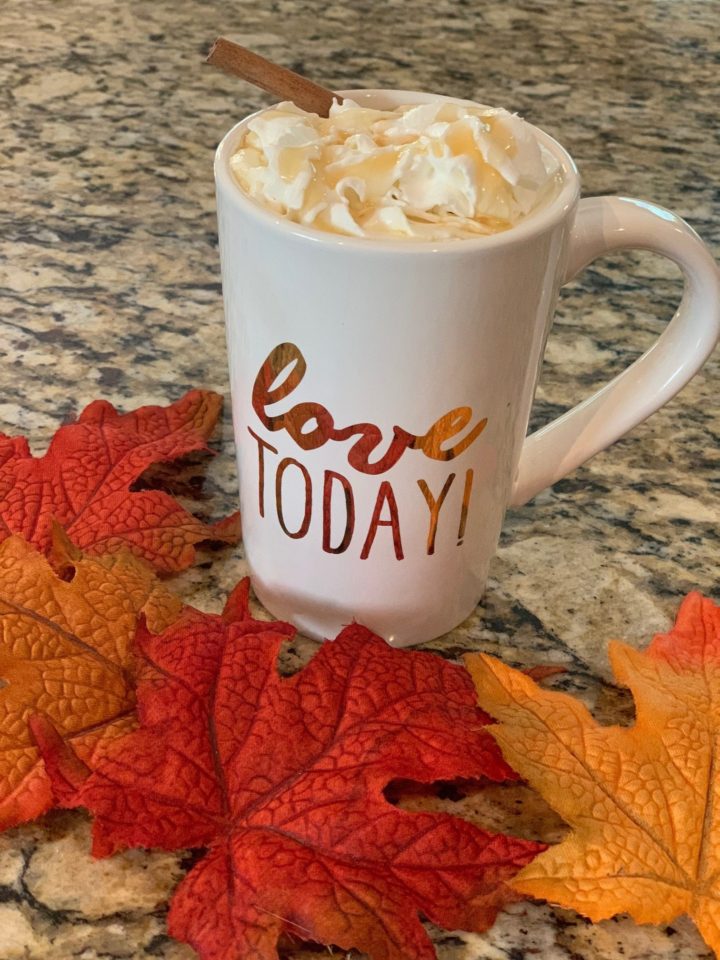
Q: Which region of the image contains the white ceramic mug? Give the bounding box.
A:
[215,89,720,646]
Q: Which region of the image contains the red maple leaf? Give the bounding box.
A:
[34,582,543,960]
[0,391,239,572]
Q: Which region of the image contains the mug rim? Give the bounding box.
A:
[214,88,581,254]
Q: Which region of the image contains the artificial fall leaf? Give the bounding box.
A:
[0,533,181,830]
[0,390,240,573]
[36,588,543,960]
[465,592,720,955]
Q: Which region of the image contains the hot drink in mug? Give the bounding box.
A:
[215,91,720,645]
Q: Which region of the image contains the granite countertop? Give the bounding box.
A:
[2,0,719,958]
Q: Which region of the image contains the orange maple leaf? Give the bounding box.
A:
[0,390,239,573]
[465,592,720,954]
[0,533,182,830]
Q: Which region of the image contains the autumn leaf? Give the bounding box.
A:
[36,589,543,960]
[0,390,239,572]
[465,592,720,955]
[0,533,181,830]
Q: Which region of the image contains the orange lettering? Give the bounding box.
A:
[413,408,487,461]
[417,473,456,555]
[322,470,355,554]
[252,343,486,476]
[275,457,312,540]
[360,481,404,561]
[247,426,278,517]
[457,469,474,545]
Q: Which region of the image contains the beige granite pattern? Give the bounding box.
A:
[1,0,719,957]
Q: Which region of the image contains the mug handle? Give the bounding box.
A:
[511,195,720,507]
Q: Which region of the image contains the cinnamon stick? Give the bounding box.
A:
[206,38,340,117]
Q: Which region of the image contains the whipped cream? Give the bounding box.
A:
[230,99,562,240]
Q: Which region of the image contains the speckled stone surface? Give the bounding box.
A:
[1,0,719,957]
